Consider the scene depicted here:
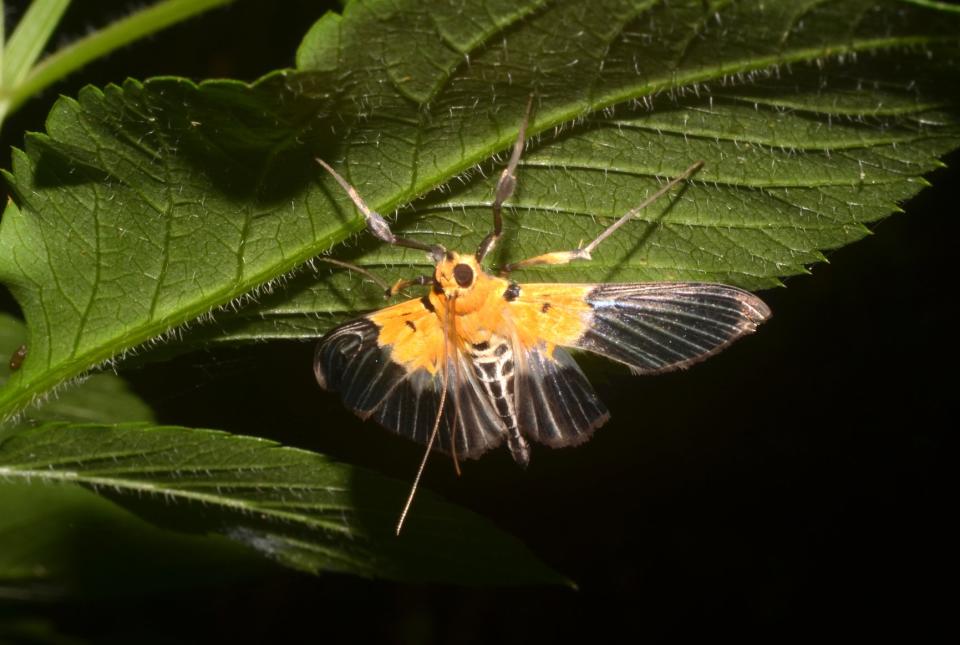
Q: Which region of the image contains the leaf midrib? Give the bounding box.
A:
[0,466,353,534]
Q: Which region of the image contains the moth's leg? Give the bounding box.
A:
[385,274,433,298]
[317,258,431,300]
[499,160,704,275]
[475,97,535,264]
[316,159,445,262]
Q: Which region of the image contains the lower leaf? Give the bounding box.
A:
[0,422,568,586]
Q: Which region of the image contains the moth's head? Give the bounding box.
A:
[434,251,481,296]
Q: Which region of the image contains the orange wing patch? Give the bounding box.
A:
[507,283,594,353]
[368,296,446,375]
[369,278,595,372]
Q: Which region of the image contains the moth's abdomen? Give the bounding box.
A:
[468,337,529,466]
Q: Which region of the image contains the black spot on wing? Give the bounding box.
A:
[577,283,770,373]
[516,346,609,448]
[503,282,520,301]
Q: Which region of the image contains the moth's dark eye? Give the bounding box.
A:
[453,263,474,287]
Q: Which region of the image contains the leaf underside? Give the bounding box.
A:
[0,422,567,585]
[0,0,958,414]
[0,480,274,598]
[1,315,560,586]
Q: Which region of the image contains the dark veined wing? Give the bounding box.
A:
[507,282,769,375]
[314,316,506,459]
[514,344,610,449]
[575,283,771,373]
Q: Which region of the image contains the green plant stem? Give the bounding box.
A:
[0,0,72,131]
[900,0,960,13]
[1,0,6,84]
[0,0,236,121]
[2,0,72,89]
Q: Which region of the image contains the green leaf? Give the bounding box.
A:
[0,423,568,585]
[1,317,270,599]
[1,0,959,413]
[1,313,153,431]
[0,479,273,599]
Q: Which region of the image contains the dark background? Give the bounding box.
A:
[1,1,954,642]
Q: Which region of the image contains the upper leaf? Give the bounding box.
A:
[1,313,153,430]
[0,0,958,413]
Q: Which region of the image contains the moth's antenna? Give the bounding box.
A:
[448,336,464,476]
[450,424,462,477]
[396,382,447,535]
[447,385,463,478]
[396,295,458,535]
[444,295,463,477]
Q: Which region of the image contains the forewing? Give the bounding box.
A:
[313,317,407,416]
[509,282,769,374]
[314,301,505,459]
[515,344,610,448]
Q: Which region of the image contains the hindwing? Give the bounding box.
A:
[514,344,610,449]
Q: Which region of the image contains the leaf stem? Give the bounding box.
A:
[1,0,71,90]
[0,0,236,119]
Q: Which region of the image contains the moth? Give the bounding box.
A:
[313,104,770,532]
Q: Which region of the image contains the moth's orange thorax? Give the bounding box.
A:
[370,251,596,376]
[428,252,511,346]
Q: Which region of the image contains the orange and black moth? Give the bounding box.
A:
[313,104,770,524]
[316,255,770,467]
